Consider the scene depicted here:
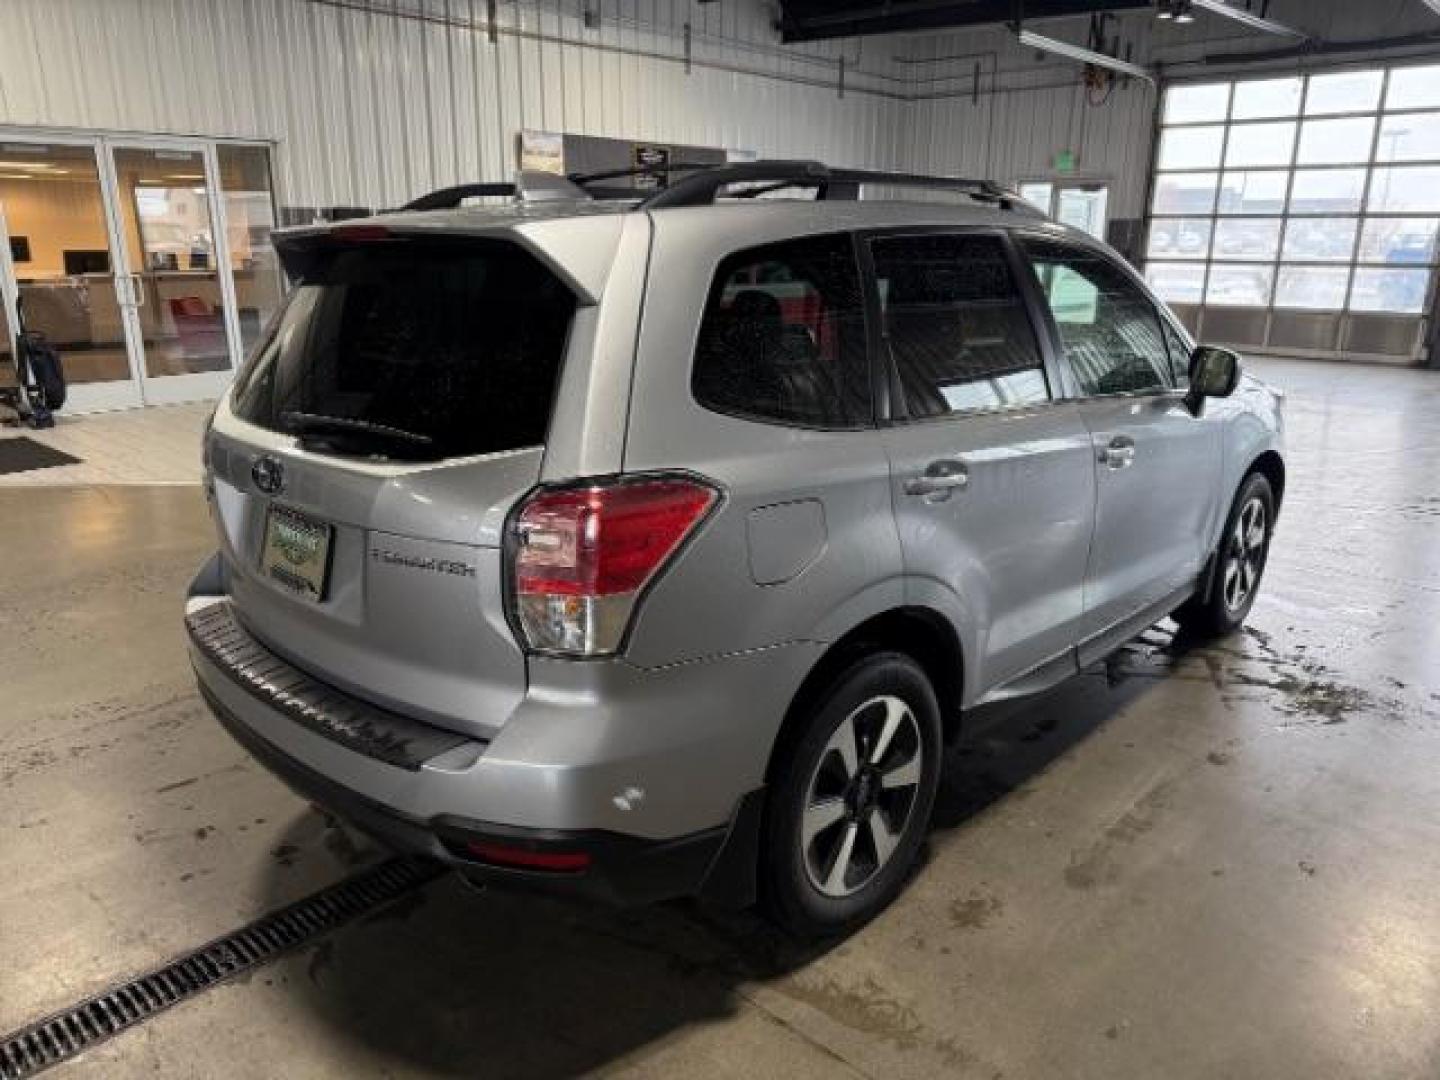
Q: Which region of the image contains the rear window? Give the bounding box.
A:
[692,233,871,429]
[232,237,575,459]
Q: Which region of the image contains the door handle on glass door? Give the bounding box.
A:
[904,459,969,499]
[1099,435,1136,469]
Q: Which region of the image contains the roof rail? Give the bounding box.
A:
[637,160,1030,212]
[400,182,516,211]
[396,161,1036,215]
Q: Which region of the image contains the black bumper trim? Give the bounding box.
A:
[186,601,480,771]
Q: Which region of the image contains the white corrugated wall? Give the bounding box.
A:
[0,0,910,210]
[1,0,1435,219]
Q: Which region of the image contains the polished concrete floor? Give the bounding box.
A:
[2,357,1438,1078]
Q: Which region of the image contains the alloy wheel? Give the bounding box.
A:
[801,694,924,898]
[1222,495,1268,613]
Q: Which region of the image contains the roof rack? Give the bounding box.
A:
[400,182,516,211]
[396,160,1034,214]
[638,160,1030,212]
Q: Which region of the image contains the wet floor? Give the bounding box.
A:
[1,356,1438,1078]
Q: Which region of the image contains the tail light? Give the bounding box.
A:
[509,475,719,656]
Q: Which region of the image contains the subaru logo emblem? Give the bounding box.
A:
[251,455,285,496]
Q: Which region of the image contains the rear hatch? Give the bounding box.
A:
[205,227,589,740]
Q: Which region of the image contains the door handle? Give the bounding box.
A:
[904,459,969,499]
[1098,435,1136,469]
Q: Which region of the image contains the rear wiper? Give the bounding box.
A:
[280,411,436,458]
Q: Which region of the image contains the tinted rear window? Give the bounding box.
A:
[691,233,872,429]
[232,238,575,459]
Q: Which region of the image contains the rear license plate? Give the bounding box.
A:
[261,506,334,602]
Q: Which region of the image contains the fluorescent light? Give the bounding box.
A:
[0,161,56,170]
[1191,0,1309,39]
[1016,28,1156,85]
[166,173,205,180]
[0,173,33,180]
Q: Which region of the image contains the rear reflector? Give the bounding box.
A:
[510,474,718,656]
[466,842,592,873]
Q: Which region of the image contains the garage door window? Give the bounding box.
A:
[1145,62,1440,358]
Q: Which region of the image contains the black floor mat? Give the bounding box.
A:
[0,437,80,476]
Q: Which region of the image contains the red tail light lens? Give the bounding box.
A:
[511,475,718,656]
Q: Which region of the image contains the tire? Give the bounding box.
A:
[1174,472,1275,638]
[761,651,942,939]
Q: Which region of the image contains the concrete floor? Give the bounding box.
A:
[2,356,1439,1079]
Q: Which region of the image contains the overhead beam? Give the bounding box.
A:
[778,0,1150,44]
[1016,27,1156,84]
[1190,0,1309,40]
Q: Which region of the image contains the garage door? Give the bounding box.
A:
[1144,63,1440,362]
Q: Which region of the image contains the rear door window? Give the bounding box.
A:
[869,232,1048,418]
[692,234,872,428]
[233,237,575,459]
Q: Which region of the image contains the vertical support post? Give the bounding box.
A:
[486,0,496,44]
[684,22,692,74]
[838,55,846,99]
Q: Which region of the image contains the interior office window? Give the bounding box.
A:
[1021,238,1170,397]
[869,233,1047,417]
[692,234,871,428]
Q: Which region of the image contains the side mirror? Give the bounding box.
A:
[1185,345,1241,416]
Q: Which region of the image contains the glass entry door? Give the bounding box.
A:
[1018,181,1111,240]
[0,131,280,412]
[106,139,240,405]
[0,139,142,412]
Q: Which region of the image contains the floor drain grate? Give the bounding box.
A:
[0,857,444,1079]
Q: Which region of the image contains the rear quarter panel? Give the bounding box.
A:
[620,207,907,671]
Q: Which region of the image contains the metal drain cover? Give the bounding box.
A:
[0,857,444,1078]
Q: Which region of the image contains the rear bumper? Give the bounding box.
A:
[185,555,812,904]
[198,677,748,905]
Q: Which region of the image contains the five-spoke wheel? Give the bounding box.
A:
[1175,470,1275,637]
[802,695,924,898]
[763,652,941,939]
[1222,495,1268,614]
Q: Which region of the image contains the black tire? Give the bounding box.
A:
[1175,472,1275,638]
[761,651,942,939]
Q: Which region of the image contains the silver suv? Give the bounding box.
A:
[186,162,1284,937]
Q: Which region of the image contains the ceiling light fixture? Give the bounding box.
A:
[1190,0,1309,39]
[1017,28,1155,86]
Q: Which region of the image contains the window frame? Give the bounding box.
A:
[688,230,879,432]
[855,224,1065,426]
[1012,229,1188,402]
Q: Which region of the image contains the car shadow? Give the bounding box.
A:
[254,621,1207,1077]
